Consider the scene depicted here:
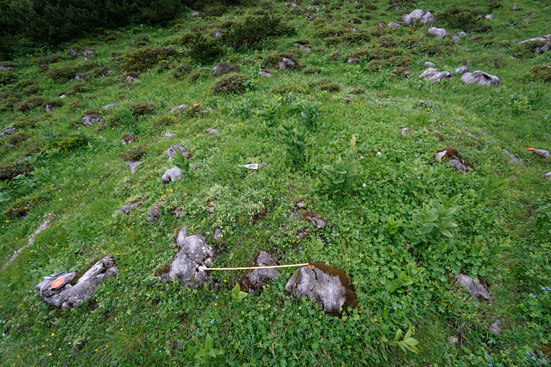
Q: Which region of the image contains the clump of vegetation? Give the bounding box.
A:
[0,70,17,86]
[186,34,224,63]
[2,194,42,218]
[42,131,88,153]
[134,35,150,47]
[129,103,155,116]
[0,161,33,181]
[16,96,45,112]
[303,67,321,74]
[203,3,227,16]
[120,144,146,161]
[7,132,29,146]
[48,63,95,81]
[512,41,549,58]
[173,63,192,79]
[320,83,341,92]
[439,8,483,31]
[222,15,295,50]
[212,62,239,76]
[529,65,551,82]
[153,115,178,128]
[212,73,249,94]
[189,67,210,83]
[119,47,178,72]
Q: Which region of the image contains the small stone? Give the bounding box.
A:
[278,57,296,71]
[239,163,266,170]
[419,100,433,107]
[455,273,492,302]
[214,227,223,241]
[450,35,460,42]
[489,318,503,334]
[387,22,401,28]
[192,11,200,17]
[461,71,501,86]
[127,161,139,174]
[82,113,102,126]
[0,65,14,71]
[75,74,84,81]
[102,103,117,110]
[146,205,161,222]
[512,4,518,10]
[0,127,16,138]
[400,127,411,135]
[167,144,190,159]
[214,31,222,38]
[126,75,139,83]
[300,212,327,229]
[545,172,551,180]
[259,70,272,77]
[298,44,311,52]
[420,68,451,82]
[448,336,459,344]
[295,200,307,210]
[427,27,447,38]
[485,14,493,20]
[245,251,279,289]
[161,167,184,183]
[164,131,176,138]
[44,104,57,113]
[529,149,550,158]
[206,128,219,134]
[402,9,434,25]
[120,202,141,214]
[458,31,467,37]
[455,65,469,74]
[59,94,67,99]
[424,61,436,67]
[347,56,361,64]
[83,50,96,57]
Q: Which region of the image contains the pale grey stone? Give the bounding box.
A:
[461,71,501,86]
[167,144,190,159]
[420,67,451,82]
[161,167,183,183]
[402,9,434,25]
[455,273,492,302]
[427,27,446,38]
[127,161,139,174]
[278,57,296,71]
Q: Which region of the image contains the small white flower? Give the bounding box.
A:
[377,151,382,156]
[362,183,367,188]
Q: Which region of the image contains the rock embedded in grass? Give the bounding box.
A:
[455,65,469,74]
[120,201,141,214]
[435,148,471,173]
[161,167,184,183]
[158,229,214,289]
[299,212,328,229]
[81,112,102,126]
[35,256,117,309]
[169,104,187,113]
[544,172,551,180]
[0,127,16,138]
[454,273,492,302]
[286,263,357,315]
[127,161,139,174]
[167,144,190,159]
[402,9,434,25]
[244,250,279,290]
[427,27,446,38]
[387,22,400,28]
[461,71,501,86]
[420,68,451,82]
[278,57,296,71]
[529,149,549,158]
[146,205,161,222]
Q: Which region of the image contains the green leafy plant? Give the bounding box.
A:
[390,326,420,354]
[385,215,402,237]
[231,283,247,302]
[186,335,224,361]
[281,122,307,168]
[297,101,319,129]
[173,151,190,172]
[389,262,425,293]
[479,176,507,200]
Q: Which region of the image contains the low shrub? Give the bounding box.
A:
[320,83,341,92]
[2,194,41,218]
[212,73,249,94]
[512,41,548,58]
[120,145,146,161]
[173,63,193,79]
[222,15,295,50]
[187,34,224,63]
[439,8,485,32]
[529,65,551,82]
[119,47,178,72]
[190,68,210,83]
[42,131,88,153]
[16,96,45,112]
[212,62,240,76]
[129,103,156,116]
[7,132,29,146]
[0,162,33,181]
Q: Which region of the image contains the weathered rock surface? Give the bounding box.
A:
[159,229,214,289]
[489,318,503,334]
[424,61,436,67]
[161,167,184,183]
[529,149,549,158]
[420,67,451,82]
[244,251,279,289]
[127,161,139,174]
[387,22,401,28]
[0,65,14,71]
[435,148,471,173]
[169,104,187,113]
[82,113,102,126]
[164,131,176,138]
[205,128,219,134]
[0,127,16,138]
[167,144,190,159]
[519,34,551,44]
[35,256,117,309]
[120,202,141,214]
[259,70,272,77]
[300,212,328,229]
[402,9,434,25]
[455,273,492,302]
[545,172,551,180]
[428,27,446,38]
[286,263,357,315]
[461,71,501,86]
[146,205,161,222]
[455,65,469,74]
[83,49,96,57]
[278,57,296,71]
[102,103,117,110]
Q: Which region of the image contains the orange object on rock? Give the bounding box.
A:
[50,277,65,289]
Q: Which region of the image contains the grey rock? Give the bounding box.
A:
[485,14,493,20]
[298,44,311,52]
[286,265,347,314]
[455,273,492,302]
[214,31,222,38]
[161,167,184,183]
[259,70,272,77]
[519,34,551,44]
[100,68,111,77]
[167,144,190,159]
[192,11,200,17]
[120,202,141,214]
[419,100,433,107]
[545,172,551,180]
[424,61,436,67]
[512,4,518,10]
[301,213,327,229]
[458,31,467,37]
[82,114,102,126]
[245,251,279,288]
[448,336,459,344]
[44,104,58,113]
[387,22,401,28]
[214,227,223,241]
[530,149,549,158]
[504,151,522,165]
[287,2,298,8]
[420,67,451,82]
[489,318,503,334]
[0,127,16,138]
[400,127,411,135]
[102,103,117,110]
[427,27,446,38]
[305,13,314,20]
[461,71,501,86]
[449,159,469,173]
[127,161,139,174]
[450,35,460,42]
[455,65,469,74]
[126,75,139,83]
[402,9,434,25]
[0,65,14,71]
[347,56,361,64]
[83,49,96,57]
[278,57,296,71]
[35,256,117,309]
[75,74,84,81]
[164,131,176,137]
[205,128,219,134]
[535,43,551,54]
[59,94,67,99]
[146,205,161,222]
[160,229,214,289]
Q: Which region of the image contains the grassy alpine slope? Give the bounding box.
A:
[1,0,551,365]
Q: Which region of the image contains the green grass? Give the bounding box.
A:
[1,0,551,365]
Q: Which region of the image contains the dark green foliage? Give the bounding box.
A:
[41,131,88,153]
[0,70,17,86]
[222,15,295,50]
[119,47,178,72]
[512,41,548,58]
[48,63,96,81]
[529,65,551,82]
[281,122,307,168]
[303,67,321,74]
[0,161,33,181]
[186,34,224,63]
[135,35,150,47]
[7,132,29,146]
[173,63,192,79]
[120,144,146,161]
[203,3,227,16]
[212,73,249,94]
[439,8,484,31]
[16,96,45,112]
[2,194,41,218]
[189,67,210,83]
[129,103,155,116]
[320,83,341,92]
